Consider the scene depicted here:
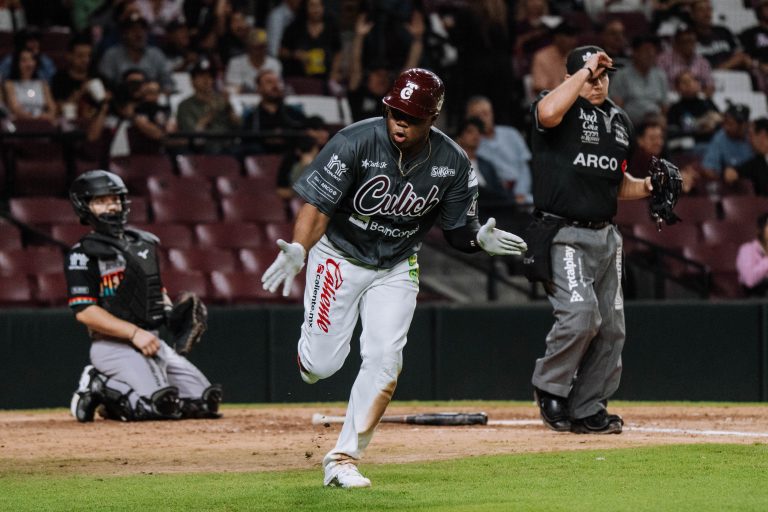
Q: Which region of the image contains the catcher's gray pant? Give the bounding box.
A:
[296,236,419,470]
[531,224,625,420]
[90,336,211,411]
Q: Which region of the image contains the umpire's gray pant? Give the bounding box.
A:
[531,224,625,420]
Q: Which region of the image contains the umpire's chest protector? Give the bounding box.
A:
[80,229,166,329]
[531,95,634,222]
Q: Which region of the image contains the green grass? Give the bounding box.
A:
[1,444,767,511]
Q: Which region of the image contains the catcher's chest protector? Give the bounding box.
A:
[81,230,166,329]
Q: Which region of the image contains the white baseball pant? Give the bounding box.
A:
[296,236,419,469]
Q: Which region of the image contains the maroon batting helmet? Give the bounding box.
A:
[382,68,444,119]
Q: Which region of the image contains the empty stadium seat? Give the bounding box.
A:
[0,274,34,306]
[110,155,174,194]
[209,270,302,303]
[670,196,720,223]
[0,222,22,250]
[700,220,755,247]
[712,70,753,94]
[239,247,280,273]
[220,194,287,223]
[12,158,68,196]
[147,175,213,201]
[130,223,194,249]
[263,222,294,243]
[0,247,64,275]
[176,154,242,178]
[284,76,326,95]
[10,197,78,225]
[161,269,210,301]
[216,176,275,196]
[720,196,768,222]
[683,243,743,298]
[195,222,265,249]
[151,197,219,224]
[51,224,92,246]
[167,247,237,273]
[614,200,652,228]
[127,196,149,224]
[632,223,701,252]
[244,154,282,182]
[34,272,68,306]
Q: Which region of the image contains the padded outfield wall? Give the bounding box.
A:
[1,301,766,409]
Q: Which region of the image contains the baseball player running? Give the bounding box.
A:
[527,47,652,434]
[66,170,222,422]
[261,68,527,488]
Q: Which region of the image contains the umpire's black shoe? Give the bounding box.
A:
[570,409,624,435]
[533,387,571,432]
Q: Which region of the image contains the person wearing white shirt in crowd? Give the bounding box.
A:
[225,28,282,93]
[465,95,533,204]
[266,0,301,58]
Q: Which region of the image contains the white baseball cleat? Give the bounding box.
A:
[324,462,372,488]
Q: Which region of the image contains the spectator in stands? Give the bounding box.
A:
[242,69,306,153]
[183,0,229,41]
[666,70,721,154]
[455,116,512,203]
[628,117,666,176]
[598,18,631,69]
[2,47,57,122]
[610,34,668,126]
[736,212,768,296]
[99,13,175,92]
[346,10,423,122]
[530,21,580,95]
[218,7,251,65]
[225,28,283,94]
[512,0,552,75]
[131,78,175,153]
[701,102,754,180]
[176,58,241,153]
[355,1,419,80]
[584,0,653,23]
[267,0,301,58]
[135,0,184,36]
[465,95,532,204]
[161,19,197,73]
[0,0,25,32]
[724,117,768,196]
[276,115,329,199]
[657,24,715,96]
[740,0,768,95]
[278,0,343,92]
[689,0,752,71]
[0,28,55,82]
[50,36,96,122]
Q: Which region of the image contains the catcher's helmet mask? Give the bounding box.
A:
[70,170,131,237]
[382,68,444,120]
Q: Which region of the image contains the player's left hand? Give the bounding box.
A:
[477,218,527,256]
[261,239,307,297]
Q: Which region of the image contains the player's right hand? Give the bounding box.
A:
[132,329,161,357]
[261,240,307,297]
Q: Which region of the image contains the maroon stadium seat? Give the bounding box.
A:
[614,200,651,228]
[720,196,768,222]
[151,197,219,224]
[209,270,303,303]
[220,194,287,223]
[0,274,34,306]
[195,222,265,249]
[700,220,755,247]
[12,158,68,196]
[216,176,275,196]
[632,222,701,252]
[167,247,237,273]
[130,223,194,249]
[109,155,174,194]
[0,222,22,250]
[284,76,325,95]
[147,175,213,201]
[127,196,149,224]
[263,222,294,243]
[176,154,241,178]
[161,269,210,301]
[683,243,743,298]
[239,247,280,274]
[10,197,78,225]
[672,196,719,223]
[51,224,92,247]
[244,154,282,182]
[34,272,68,306]
[0,247,63,275]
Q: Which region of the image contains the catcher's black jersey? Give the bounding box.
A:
[530,93,635,222]
[294,117,479,268]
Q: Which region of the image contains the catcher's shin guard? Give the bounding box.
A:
[70,365,102,422]
[180,384,223,419]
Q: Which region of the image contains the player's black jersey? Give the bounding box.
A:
[530,93,635,222]
[64,228,166,328]
[294,117,479,268]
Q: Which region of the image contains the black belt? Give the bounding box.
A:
[535,210,611,230]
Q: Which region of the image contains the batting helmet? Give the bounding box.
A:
[70,170,130,237]
[382,68,444,119]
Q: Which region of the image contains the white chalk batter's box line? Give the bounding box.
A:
[485,419,768,438]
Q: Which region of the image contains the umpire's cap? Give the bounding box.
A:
[382,68,444,119]
[566,45,621,75]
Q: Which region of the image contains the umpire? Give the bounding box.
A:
[526,47,652,434]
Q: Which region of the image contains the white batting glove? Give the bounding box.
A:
[261,239,307,297]
[476,217,528,256]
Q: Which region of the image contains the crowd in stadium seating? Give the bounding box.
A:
[2,0,768,302]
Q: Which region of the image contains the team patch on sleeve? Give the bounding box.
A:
[307,170,342,203]
[68,252,89,270]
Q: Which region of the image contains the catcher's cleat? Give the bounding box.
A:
[570,409,624,434]
[324,463,372,488]
[534,387,571,432]
[70,365,101,422]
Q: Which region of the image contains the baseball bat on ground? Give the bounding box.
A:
[312,412,488,426]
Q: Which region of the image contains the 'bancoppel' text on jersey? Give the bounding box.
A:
[530,93,635,222]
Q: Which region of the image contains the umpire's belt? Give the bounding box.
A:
[534,210,611,230]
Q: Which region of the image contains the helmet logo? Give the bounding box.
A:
[400,82,416,100]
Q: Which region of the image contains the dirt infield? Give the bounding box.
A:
[1,404,767,476]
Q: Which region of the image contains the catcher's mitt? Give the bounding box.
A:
[167,292,207,355]
[648,156,683,230]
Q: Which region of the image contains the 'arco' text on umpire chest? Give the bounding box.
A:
[353,176,441,217]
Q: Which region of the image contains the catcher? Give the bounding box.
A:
[66,170,222,422]
[524,46,680,435]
